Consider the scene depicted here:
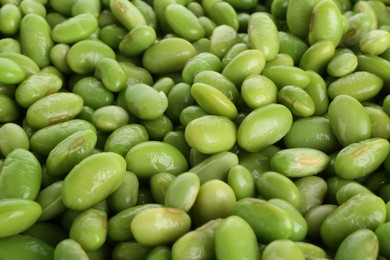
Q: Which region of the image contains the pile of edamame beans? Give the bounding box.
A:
[0,0,390,259]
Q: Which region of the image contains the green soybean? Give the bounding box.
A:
[0,234,53,260]
[54,239,89,260]
[0,123,29,156]
[334,229,379,260]
[262,239,305,260]
[227,165,255,200]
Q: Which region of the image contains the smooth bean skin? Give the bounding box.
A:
[268,198,308,241]
[278,31,309,65]
[327,49,358,77]
[241,74,278,109]
[104,124,148,157]
[107,171,139,213]
[0,57,26,85]
[328,71,383,101]
[283,116,339,154]
[356,54,390,92]
[0,52,40,78]
[375,222,390,258]
[125,141,188,179]
[72,77,114,110]
[262,65,310,89]
[69,208,107,251]
[222,49,265,87]
[15,72,63,108]
[232,198,293,243]
[165,4,205,42]
[294,242,328,259]
[143,37,196,74]
[112,241,151,260]
[184,115,236,154]
[215,216,260,260]
[150,172,176,205]
[190,82,237,119]
[286,0,319,39]
[0,4,21,35]
[54,239,89,260]
[308,0,344,46]
[305,204,338,238]
[30,119,96,156]
[278,85,316,117]
[0,149,41,200]
[108,204,162,242]
[26,92,84,129]
[321,194,386,248]
[209,25,240,59]
[179,105,209,127]
[61,152,126,211]
[256,171,301,208]
[209,2,239,31]
[95,58,127,92]
[0,94,19,122]
[0,123,29,156]
[99,24,127,49]
[189,151,238,183]
[131,207,191,247]
[334,229,379,260]
[119,25,156,57]
[333,138,390,179]
[165,82,194,122]
[262,239,305,260]
[51,13,98,44]
[66,39,116,74]
[45,130,97,177]
[328,94,371,146]
[171,219,220,260]
[221,42,249,68]
[125,83,168,120]
[20,14,53,68]
[110,0,146,30]
[0,198,42,238]
[238,103,293,152]
[92,105,129,133]
[164,172,200,211]
[365,107,390,139]
[36,181,66,222]
[299,40,336,74]
[0,234,54,260]
[270,148,330,178]
[227,165,255,200]
[360,29,390,55]
[295,176,327,215]
[182,53,221,84]
[248,12,279,61]
[192,179,236,226]
[336,182,373,204]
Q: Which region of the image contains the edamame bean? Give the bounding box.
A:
[36,181,66,222]
[0,123,29,156]
[125,141,188,179]
[209,1,239,31]
[72,76,114,109]
[0,52,40,77]
[110,0,147,30]
[286,0,319,38]
[92,105,129,133]
[131,207,191,246]
[62,152,126,211]
[95,57,127,92]
[0,57,26,85]
[227,164,255,200]
[0,234,53,260]
[365,106,390,139]
[321,193,386,248]
[237,103,293,152]
[305,204,338,238]
[295,176,327,214]
[69,208,107,251]
[119,25,156,57]
[232,198,294,243]
[278,85,316,117]
[360,29,390,55]
[0,4,21,35]
[241,74,278,109]
[182,52,221,84]
[327,48,358,77]
[328,94,371,146]
[54,239,89,260]
[0,94,19,123]
[262,239,305,260]
[334,229,379,260]
[215,215,260,260]
[0,199,42,238]
[262,65,310,89]
[334,138,390,179]
[328,71,383,101]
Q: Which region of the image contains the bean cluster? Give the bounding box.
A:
[0,0,390,259]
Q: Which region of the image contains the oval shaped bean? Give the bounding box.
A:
[295,176,327,214]
[327,49,358,77]
[321,193,386,248]
[262,65,310,89]
[62,152,126,211]
[46,130,97,177]
[110,0,147,30]
[0,94,19,122]
[95,58,127,92]
[286,0,319,38]
[328,71,383,101]
[334,229,379,260]
[36,181,66,222]
[54,239,89,260]
[241,74,278,109]
[0,234,53,260]
[131,207,191,246]
[262,239,305,260]
[375,222,390,258]
[305,204,338,238]
[125,83,168,120]
[52,13,98,44]
[215,215,260,260]
[360,29,390,55]
[193,179,236,226]
[92,105,129,133]
[278,31,309,65]
[143,37,196,74]
[328,94,371,146]
[366,106,390,139]
[125,141,188,179]
[182,52,221,84]
[232,198,293,243]
[0,123,29,156]
[227,165,255,200]
[238,103,293,152]
[67,39,116,74]
[0,149,41,200]
[0,52,40,77]
[334,138,390,180]
[209,2,239,31]
[119,25,156,57]
[299,40,336,74]
[278,85,316,117]
[69,208,107,251]
[0,57,26,85]
[0,199,42,238]
[26,92,84,129]
[165,172,200,211]
[0,4,21,35]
